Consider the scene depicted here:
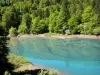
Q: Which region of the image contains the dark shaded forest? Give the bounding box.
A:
[0,0,100,35]
[0,27,14,75]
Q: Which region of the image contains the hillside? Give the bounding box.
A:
[0,0,100,35]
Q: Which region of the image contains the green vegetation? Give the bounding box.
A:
[0,0,100,35]
[6,54,59,75]
[38,69,58,75]
[4,71,11,75]
[7,54,30,69]
[9,27,17,36]
[0,0,100,74]
[0,27,12,75]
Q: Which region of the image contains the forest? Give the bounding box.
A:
[0,0,100,35]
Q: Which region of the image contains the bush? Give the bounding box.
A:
[18,24,27,34]
[38,70,48,75]
[79,23,94,35]
[4,71,11,75]
[38,69,58,75]
[93,27,100,35]
[9,27,17,37]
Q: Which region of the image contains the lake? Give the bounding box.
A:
[8,37,100,75]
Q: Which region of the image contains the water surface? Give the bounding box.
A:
[8,37,100,75]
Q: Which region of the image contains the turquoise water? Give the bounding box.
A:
[9,37,100,75]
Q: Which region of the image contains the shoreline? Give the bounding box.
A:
[15,62,68,75]
[15,34,100,39]
[9,53,68,75]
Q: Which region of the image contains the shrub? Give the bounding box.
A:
[4,71,11,75]
[93,27,100,35]
[38,69,58,75]
[18,24,27,34]
[38,70,48,75]
[9,27,17,37]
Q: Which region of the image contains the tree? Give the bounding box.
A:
[82,6,93,22]
[81,6,98,34]
[0,26,13,75]
[93,27,100,35]
[0,0,100,35]
[30,17,40,34]
[18,24,27,34]
[56,11,68,34]
[48,11,59,33]
[18,13,32,34]
[39,0,50,8]
[68,14,80,34]
[1,11,14,31]
[43,7,50,18]
[61,0,68,12]
[39,18,49,33]
[93,0,100,24]
[9,27,17,36]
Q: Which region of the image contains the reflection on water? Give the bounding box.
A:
[8,37,100,75]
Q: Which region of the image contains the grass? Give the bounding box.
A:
[6,54,60,75]
[7,54,30,70]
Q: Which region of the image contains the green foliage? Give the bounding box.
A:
[56,11,67,33]
[18,13,31,34]
[82,6,93,22]
[81,5,98,35]
[30,17,48,34]
[68,14,79,34]
[39,0,50,8]
[39,18,49,33]
[61,0,69,13]
[38,69,58,75]
[79,23,93,34]
[48,11,59,33]
[18,24,27,34]
[93,27,100,35]
[2,11,13,30]
[9,27,17,36]
[0,0,100,35]
[38,70,48,75]
[0,27,13,75]
[4,71,11,75]
[7,54,30,69]
[30,17,40,34]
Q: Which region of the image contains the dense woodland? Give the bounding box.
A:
[0,0,100,35]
